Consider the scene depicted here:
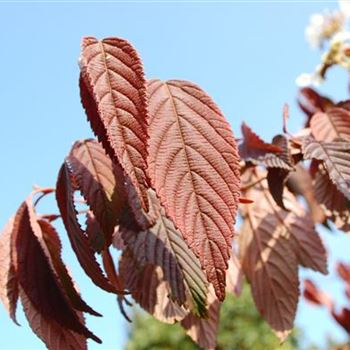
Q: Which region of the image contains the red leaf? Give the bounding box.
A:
[181,286,220,350]
[266,135,294,209]
[20,288,87,350]
[303,279,333,309]
[225,254,243,296]
[101,247,124,293]
[56,163,117,294]
[0,217,19,324]
[147,79,241,300]
[67,139,127,245]
[119,251,188,323]
[85,211,105,253]
[337,262,350,282]
[239,197,254,204]
[239,169,327,340]
[239,123,284,162]
[79,37,150,213]
[297,88,334,125]
[286,165,326,224]
[302,137,350,200]
[333,308,350,335]
[121,189,208,316]
[310,108,350,142]
[37,219,100,317]
[12,201,101,343]
[313,167,350,231]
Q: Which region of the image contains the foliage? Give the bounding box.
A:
[126,283,299,350]
[3,3,350,348]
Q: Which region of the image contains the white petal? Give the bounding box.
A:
[331,30,350,43]
[295,73,313,87]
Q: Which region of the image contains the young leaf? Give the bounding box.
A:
[239,169,327,340]
[0,217,19,324]
[303,279,333,309]
[297,87,334,123]
[119,251,188,323]
[12,201,101,343]
[79,37,150,212]
[302,137,350,200]
[147,79,241,301]
[337,262,350,283]
[239,123,284,164]
[310,107,350,142]
[121,189,208,317]
[20,288,87,350]
[67,139,127,246]
[181,286,220,350]
[56,163,117,294]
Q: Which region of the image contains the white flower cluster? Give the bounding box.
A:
[296,0,350,87]
[305,11,345,49]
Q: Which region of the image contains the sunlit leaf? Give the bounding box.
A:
[239,169,327,340]
[67,139,127,246]
[310,108,350,142]
[119,251,188,323]
[79,37,150,213]
[302,137,350,200]
[56,163,117,294]
[147,79,240,300]
[121,189,208,316]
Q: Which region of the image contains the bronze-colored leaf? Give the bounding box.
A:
[121,189,208,317]
[12,201,101,343]
[286,165,326,224]
[313,166,350,231]
[266,135,294,209]
[20,288,87,350]
[297,87,334,125]
[239,169,327,340]
[302,137,350,200]
[119,251,187,323]
[0,217,19,324]
[181,286,220,350]
[310,108,350,142]
[239,123,285,166]
[67,139,127,245]
[56,163,117,294]
[37,219,100,316]
[147,79,240,300]
[79,37,150,213]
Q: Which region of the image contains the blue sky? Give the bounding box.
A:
[1,1,350,349]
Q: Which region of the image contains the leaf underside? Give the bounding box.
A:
[147,79,240,300]
[12,201,101,343]
[121,189,208,317]
[310,107,350,142]
[67,139,126,246]
[239,169,327,340]
[56,163,116,294]
[302,137,350,201]
[181,285,220,350]
[79,36,150,214]
[119,251,188,324]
